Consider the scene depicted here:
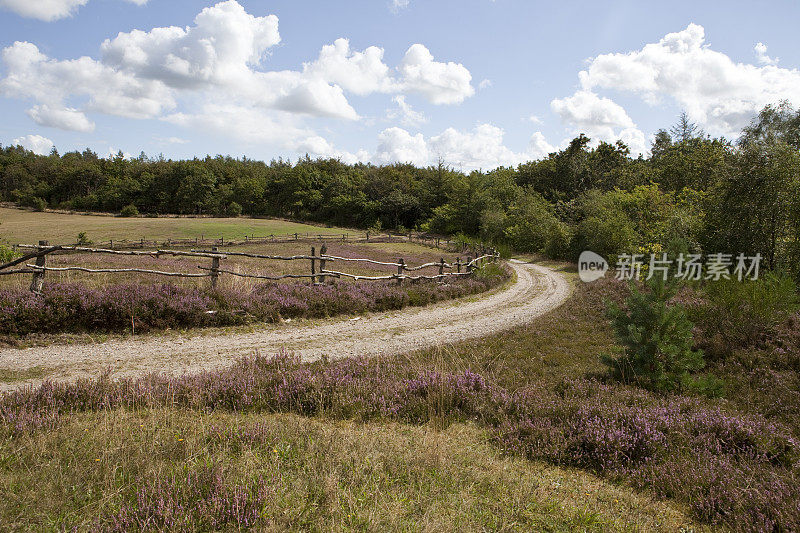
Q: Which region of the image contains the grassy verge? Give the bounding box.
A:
[0,409,695,531]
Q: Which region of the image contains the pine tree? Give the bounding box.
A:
[603,276,705,392]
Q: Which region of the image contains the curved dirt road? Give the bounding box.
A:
[0,261,569,391]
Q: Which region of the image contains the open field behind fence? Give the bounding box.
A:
[3,239,497,293]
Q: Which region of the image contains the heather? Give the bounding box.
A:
[1,352,797,531]
[0,264,507,336]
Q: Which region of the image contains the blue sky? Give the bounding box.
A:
[1,0,799,169]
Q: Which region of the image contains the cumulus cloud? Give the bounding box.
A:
[398,44,474,104]
[550,90,647,155]
[578,23,800,134]
[101,1,280,89]
[26,104,95,132]
[302,38,394,96]
[375,123,548,170]
[528,131,555,158]
[0,41,175,127]
[12,134,54,155]
[0,0,146,21]
[754,42,778,66]
[1,0,478,158]
[376,127,429,166]
[386,95,427,127]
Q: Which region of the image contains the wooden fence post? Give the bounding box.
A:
[439,258,445,276]
[294,233,298,241]
[29,240,48,294]
[319,244,327,284]
[310,246,317,285]
[210,247,220,290]
[456,257,461,274]
[466,255,473,274]
[366,231,370,242]
[397,258,405,286]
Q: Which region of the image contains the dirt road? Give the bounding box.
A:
[0,261,570,391]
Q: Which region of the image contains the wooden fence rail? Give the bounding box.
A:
[5,241,499,294]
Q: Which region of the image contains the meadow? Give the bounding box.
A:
[0,206,361,246]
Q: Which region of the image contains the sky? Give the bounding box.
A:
[1,0,799,170]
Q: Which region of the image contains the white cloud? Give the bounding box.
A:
[12,134,54,155]
[528,132,554,158]
[26,104,95,132]
[398,44,474,104]
[0,41,175,127]
[391,0,410,11]
[528,114,543,124]
[375,123,546,170]
[101,1,280,89]
[387,95,427,127]
[0,0,146,21]
[1,0,479,156]
[428,124,527,169]
[0,0,88,21]
[754,42,778,66]
[295,136,370,165]
[550,90,647,155]
[376,127,428,166]
[578,23,800,134]
[302,38,394,96]
[478,79,492,90]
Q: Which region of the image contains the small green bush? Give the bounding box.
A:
[120,204,139,217]
[692,272,799,357]
[76,232,92,245]
[603,276,706,393]
[0,245,19,264]
[227,202,242,217]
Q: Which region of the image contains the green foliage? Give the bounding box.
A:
[603,277,706,393]
[227,201,242,217]
[76,232,92,245]
[692,273,799,356]
[119,204,139,217]
[0,245,19,263]
[1,103,799,271]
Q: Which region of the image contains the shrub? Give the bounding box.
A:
[0,245,19,264]
[119,204,139,217]
[691,273,799,357]
[603,276,706,393]
[31,197,47,212]
[227,201,242,217]
[76,232,92,245]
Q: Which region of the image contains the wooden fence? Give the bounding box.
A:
[4,241,499,294]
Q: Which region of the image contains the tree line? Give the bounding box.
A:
[2,103,799,276]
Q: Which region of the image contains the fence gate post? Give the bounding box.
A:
[310,246,317,285]
[210,247,220,290]
[319,244,327,284]
[397,258,405,286]
[29,240,48,294]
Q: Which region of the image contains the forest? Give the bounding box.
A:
[2,102,799,276]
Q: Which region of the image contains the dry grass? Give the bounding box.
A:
[0,206,358,246]
[0,409,698,531]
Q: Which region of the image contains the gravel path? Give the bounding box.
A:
[0,261,569,391]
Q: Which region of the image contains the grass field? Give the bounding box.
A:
[0,410,696,531]
[0,206,361,246]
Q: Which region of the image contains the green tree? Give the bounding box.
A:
[603,276,706,393]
